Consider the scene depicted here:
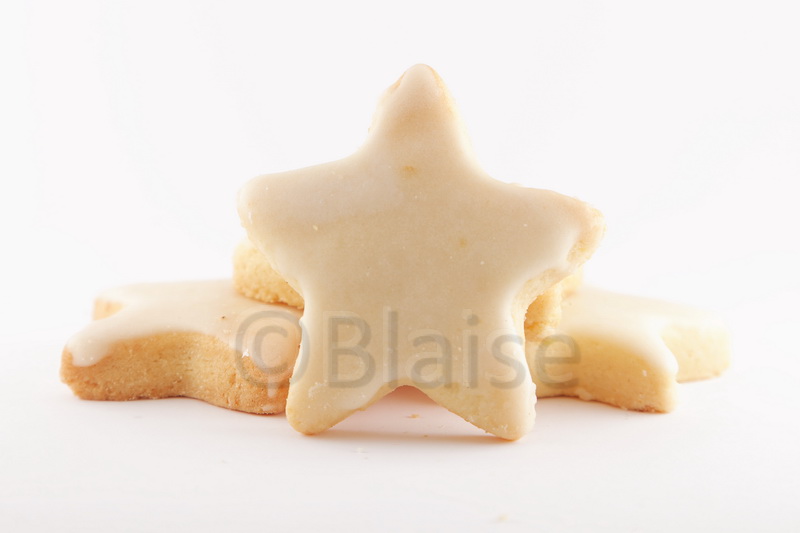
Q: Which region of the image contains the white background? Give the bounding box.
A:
[2,1,799,531]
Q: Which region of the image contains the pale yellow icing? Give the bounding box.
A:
[238,65,604,439]
[561,287,683,373]
[528,286,729,412]
[66,280,302,373]
[560,287,727,372]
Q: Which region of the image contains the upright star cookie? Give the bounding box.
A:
[238,65,604,439]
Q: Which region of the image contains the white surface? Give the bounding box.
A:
[2,1,799,531]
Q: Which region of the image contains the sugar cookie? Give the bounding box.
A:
[61,280,302,414]
[60,65,729,438]
[62,281,728,418]
[529,286,730,412]
[238,64,604,439]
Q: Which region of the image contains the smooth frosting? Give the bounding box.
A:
[238,65,604,439]
[66,280,301,369]
[527,285,728,412]
[560,287,684,374]
[558,286,727,373]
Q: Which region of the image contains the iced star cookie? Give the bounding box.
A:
[238,65,604,440]
[61,280,301,414]
[528,286,730,412]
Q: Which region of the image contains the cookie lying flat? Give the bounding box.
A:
[233,237,574,338]
[61,280,301,414]
[528,286,730,412]
[238,65,605,440]
[62,281,728,417]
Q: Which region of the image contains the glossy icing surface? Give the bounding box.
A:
[67,280,301,369]
[238,65,603,439]
[559,287,698,374]
[525,286,729,411]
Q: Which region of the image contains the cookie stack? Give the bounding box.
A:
[62,65,729,440]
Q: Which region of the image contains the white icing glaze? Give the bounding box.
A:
[529,285,728,411]
[238,65,604,439]
[558,286,723,374]
[67,280,301,369]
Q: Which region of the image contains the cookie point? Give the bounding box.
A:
[395,63,446,95]
[402,63,440,80]
[368,65,466,152]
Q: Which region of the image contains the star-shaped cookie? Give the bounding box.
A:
[529,286,730,411]
[61,280,301,413]
[239,65,604,439]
